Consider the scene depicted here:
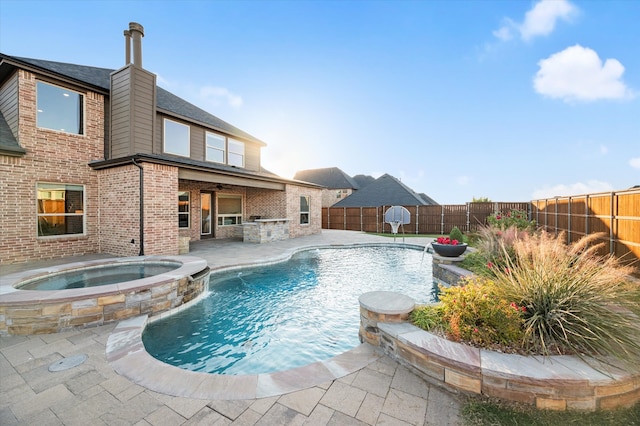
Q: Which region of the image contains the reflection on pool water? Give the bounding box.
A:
[17,262,181,291]
[143,246,435,375]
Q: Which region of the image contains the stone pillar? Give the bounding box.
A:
[358,291,415,346]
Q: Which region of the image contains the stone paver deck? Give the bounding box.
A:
[1,230,464,425]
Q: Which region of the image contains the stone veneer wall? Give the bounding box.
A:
[0,260,209,335]
[0,70,103,264]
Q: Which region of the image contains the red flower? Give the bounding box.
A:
[487,262,494,268]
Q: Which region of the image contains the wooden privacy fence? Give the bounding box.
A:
[321,188,639,273]
[531,188,640,272]
[322,202,531,235]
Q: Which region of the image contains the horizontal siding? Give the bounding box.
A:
[131,70,155,153]
[0,71,19,138]
[244,142,260,171]
[110,68,132,158]
[191,127,204,161]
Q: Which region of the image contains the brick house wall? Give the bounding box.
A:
[143,163,179,254]
[0,70,103,264]
[286,184,322,238]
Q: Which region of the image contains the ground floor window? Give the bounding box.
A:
[37,183,85,237]
[217,194,242,226]
[300,195,310,224]
[178,191,190,228]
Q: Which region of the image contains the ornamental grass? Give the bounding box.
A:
[490,231,640,361]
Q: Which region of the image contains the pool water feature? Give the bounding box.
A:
[17,262,180,290]
[143,246,435,375]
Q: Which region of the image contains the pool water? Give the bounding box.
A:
[18,262,180,290]
[143,246,435,375]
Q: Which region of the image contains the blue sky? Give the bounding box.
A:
[1,0,638,204]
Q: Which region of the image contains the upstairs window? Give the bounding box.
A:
[218,195,242,226]
[164,119,190,157]
[206,132,225,163]
[300,195,310,225]
[37,183,85,237]
[178,191,190,228]
[37,81,84,135]
[228,139,244,167]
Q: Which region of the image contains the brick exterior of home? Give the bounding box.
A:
[1,28,322,265]
[1,70,102,264]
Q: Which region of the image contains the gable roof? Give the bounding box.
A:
[352,174,376,189]
[293,167,360,189]
[0,54,266,146]
[333,173,439,207]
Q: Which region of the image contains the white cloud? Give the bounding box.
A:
[533,45,635,102]
[199,86,243,108]
[599,145,608,155]
[492,25,513,42]
[630,157,640,169]
[531,180,613,199]
[520,0,578,41]
[493,0,577,42]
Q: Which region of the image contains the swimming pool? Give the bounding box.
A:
[143,246,435,375]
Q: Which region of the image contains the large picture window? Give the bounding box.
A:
[217,195,242,226]
[164,119,190,157]
[300,195,310,225]
[37,183,85,237]
[228,139,244,167]
[205,132,225,163]
[37,81,84,134]
[178,191,190,228]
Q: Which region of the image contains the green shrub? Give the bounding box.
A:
[410,304,444,331]
[487,209,535,231]
[449,226,464,244]
[416,277,525,348]
[490,231,640,360]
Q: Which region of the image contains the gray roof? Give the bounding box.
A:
[293,167,360,189]
[1,54,265,146]
[352,174,375,189]
[0,111,24,156]
[333,173,439,207]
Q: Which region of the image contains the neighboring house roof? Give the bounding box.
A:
[352,174,376,189]
[0,111,25,156]
[0,54,266,146]
[332,173,439,207]
[293,167,360,189]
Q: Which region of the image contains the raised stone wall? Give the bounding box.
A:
[359,291,640,412]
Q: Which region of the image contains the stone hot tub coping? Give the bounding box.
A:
[0,255,210,335]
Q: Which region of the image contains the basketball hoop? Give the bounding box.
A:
[384,206,411,242]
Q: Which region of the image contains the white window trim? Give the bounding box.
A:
[227,138,245,167]
[178,191,190,228]
[163,118,190,157]
[205,131,226,164]
[36,182,86,238]
[300,195,310,225]
[217,194,243,226]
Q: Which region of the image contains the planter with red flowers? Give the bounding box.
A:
[431,236,468,257]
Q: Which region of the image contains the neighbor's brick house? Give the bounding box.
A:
[0,22,322,265]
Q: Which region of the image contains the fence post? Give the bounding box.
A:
[360,207,363,232]
[610,192,615,255]
[567,197,572,244]
[585,195,589,236]
[343,208,346,230]
[440,205,445,235]
[466,203,470,233]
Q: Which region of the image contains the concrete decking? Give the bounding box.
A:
[0,230,464,425]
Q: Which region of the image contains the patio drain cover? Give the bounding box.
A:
[48,354,88,372]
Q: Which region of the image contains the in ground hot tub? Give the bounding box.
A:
[0,256,210,335]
